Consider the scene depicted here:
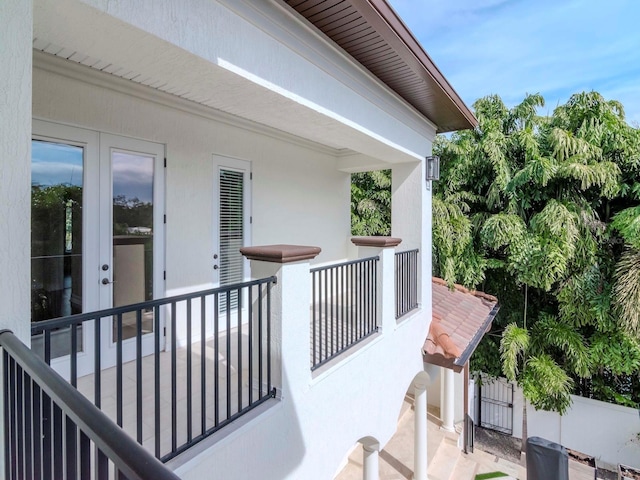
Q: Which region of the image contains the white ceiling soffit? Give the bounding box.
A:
[32,0,424,165]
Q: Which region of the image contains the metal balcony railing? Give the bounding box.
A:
[30,277,277,463]
[395,249,419,319]
[310,256,379,370]
[1,329,180,480]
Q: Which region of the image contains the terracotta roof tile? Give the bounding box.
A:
[423,277,499,372]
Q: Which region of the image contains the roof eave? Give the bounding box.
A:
[364,0,478,132]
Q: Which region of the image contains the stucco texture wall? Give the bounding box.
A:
[0,0,32,343]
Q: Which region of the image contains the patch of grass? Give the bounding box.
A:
[475,472,508,479]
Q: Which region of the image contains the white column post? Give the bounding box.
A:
[241,245,320,395]
[0,0,32,344]
[362,439,380,480]
[414,381,428,480]
[351,237,402,332]
[442,368,455,432]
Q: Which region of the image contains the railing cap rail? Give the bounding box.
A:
[240,244,321,263]
[351,236,402,247]
[0,330,180,480]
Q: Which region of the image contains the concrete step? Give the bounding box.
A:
[448,453,478,480]
[427,437,461,480]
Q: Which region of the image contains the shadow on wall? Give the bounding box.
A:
[174,364,307,480]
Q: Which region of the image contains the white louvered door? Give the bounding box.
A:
[213,156,251,299]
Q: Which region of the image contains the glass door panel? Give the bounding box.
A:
[31,139,84,359]
[111,151,155,340]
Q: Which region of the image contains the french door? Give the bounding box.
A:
[212,155,251,330]
[31,120,165,377]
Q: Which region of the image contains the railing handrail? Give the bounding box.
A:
[0,329,180,480]
[310,255,379,274]
[32,276,277,333]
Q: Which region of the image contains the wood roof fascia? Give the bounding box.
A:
[360,0,477,130]
[266,0,440,134]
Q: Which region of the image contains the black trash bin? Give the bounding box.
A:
[526,436,569,480]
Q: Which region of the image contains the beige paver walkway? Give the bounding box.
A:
[335,398,596,480]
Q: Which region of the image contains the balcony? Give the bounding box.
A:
[4,239,421,478]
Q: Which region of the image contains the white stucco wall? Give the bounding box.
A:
[172,249,430,480]
[32,63,351,299]
[33,0,436,164]
[507,382,640,469]
[0,0,32,344]
[21,2,438,476]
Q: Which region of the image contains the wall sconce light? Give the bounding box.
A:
[425,155,440,182]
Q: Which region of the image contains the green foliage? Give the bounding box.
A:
[351,170,391,236]
[613,249,640,336]
[435,90,640,410]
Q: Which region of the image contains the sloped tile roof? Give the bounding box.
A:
[424,278,499,372]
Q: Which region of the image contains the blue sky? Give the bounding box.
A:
[387,0,640,126]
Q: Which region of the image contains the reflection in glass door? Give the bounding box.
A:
[100,134,165,363]
[112,151,155,340]
[31,139,84,359]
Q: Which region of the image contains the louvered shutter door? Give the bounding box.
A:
[219,168,244,309]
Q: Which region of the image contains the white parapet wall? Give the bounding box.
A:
[500,379,640,469]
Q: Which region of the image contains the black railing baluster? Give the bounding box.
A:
[16,364,24,480]
[186,298,192,443]
[257,286,263,399]
[136,309,143,444]
[96,449,108,480]
[171,301,177,453]
[117,313,123,427]
[3,352,10,480]
[248,286,254,405]
[95,317,101,407]
[310,257,380,370]
[32,382,42,480]
[154,305,161,459]
[8,356,17,480]
[24,373,33,480]
[237,288,243,413]
[52,404,63,479]
[395,250,419,319]
[70,323,78,388]
[312,272,317,366]
[79,431,90,479]
[266,281,272,393]
[323,269,328,361]
[226,291,231,420]
[200,295,206,436]
[66,415,77,480]
[42,392,52,480]
[44,330,51,366]
[214,292,220,427]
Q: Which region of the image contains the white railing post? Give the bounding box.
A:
[241,245,321,394]
[351,237,402,332]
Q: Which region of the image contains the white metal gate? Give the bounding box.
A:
[478,377,514,435]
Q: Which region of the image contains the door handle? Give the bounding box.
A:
[101,278,116,285]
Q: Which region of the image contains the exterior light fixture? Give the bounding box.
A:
[425,155,440,182]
